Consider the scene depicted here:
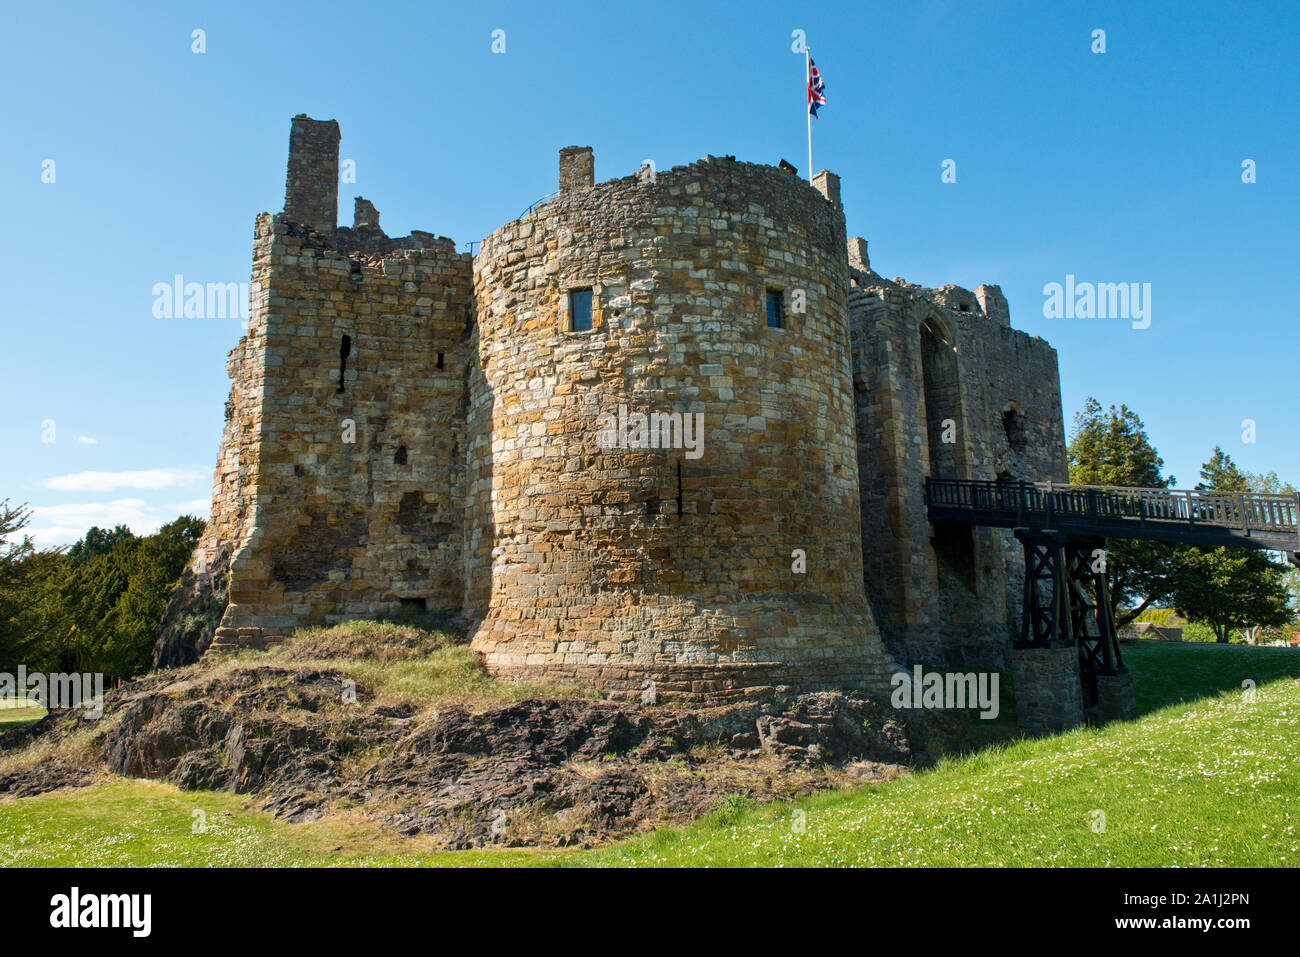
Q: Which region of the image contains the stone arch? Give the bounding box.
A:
[920,312,976,594]
[919,313,964,480]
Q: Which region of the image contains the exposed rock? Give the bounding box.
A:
[0,663,947,849]
[152,543,230,668]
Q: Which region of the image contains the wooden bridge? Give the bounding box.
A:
[924,478,1300,705]
[926,478,1300,560]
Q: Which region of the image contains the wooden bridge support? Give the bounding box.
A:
[1011,529,1135,734]
[924,475,1298,732]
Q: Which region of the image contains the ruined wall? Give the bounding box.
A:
[849,256,1067,670]
[208,213,472,648]
[466,156,897,695]
[161,114,1070,693]
[283,114,339,233]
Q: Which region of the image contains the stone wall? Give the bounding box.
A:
[466,155,898,695]
[848,260,1067,672]
[208,214,472,648]
[1011,645,1083,734]
[1091,671,1137,724]
[558,146,595,192]
[160,115,1074,708]
[283,115,339,233]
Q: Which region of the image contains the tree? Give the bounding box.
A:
[0,500,38,670]
[1171,448,1295,643]
[1068,398,1172,489]
[101,517,204,677]
[0,513,205,680]
[1067,398,1181,624]
[1172,547,1292,643]
[66,524,135,565]
[1197,446,1248,492]
[1241,469,1300,624]
[0,500,70,673]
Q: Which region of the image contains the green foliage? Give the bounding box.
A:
[1178,621,1220,644]
[1134,607,1177,626]
[1067,397,1172,489]
[1242,470,1300,614]
[1170,448,1295,643]
[0,500,62,673]
[1172,547,1292,643]
[1196,445,1249,493]
[1133,609,1224,643]
[1066,398,1180,623]
[0,505,203,680]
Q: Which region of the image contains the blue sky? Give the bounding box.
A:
[2,0,1296,545]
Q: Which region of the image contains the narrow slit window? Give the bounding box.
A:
[337,334,352,393]
[436,352,445,370]
[570,288,593,332]
[766,289,784,329]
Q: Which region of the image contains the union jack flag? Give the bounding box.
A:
[807,55,827,117]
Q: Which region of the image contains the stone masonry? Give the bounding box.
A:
[1010,646,1084,734]
[156,115,1069,702]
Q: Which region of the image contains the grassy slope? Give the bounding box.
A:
[0,708,46,730]
[1,642,1296,867]
[0,697,46,730]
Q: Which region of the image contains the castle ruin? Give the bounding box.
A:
[155,115,1068,699]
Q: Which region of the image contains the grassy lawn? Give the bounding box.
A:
[1,641,1296,867]
[0,779,551,868]
[577,683,1298,867]
[0,697,47,731]
[1123,639,1299,715]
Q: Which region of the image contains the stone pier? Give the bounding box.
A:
[1010,645,1084,735]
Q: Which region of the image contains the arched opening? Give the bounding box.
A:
[919,316,962,480]
[920,316,976,594]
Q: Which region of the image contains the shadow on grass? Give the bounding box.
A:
[1122,640,1300,717]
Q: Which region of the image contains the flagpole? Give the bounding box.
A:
[806,48,813,182]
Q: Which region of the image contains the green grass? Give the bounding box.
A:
[0,697,47,730]
[1123,640,1300,714]
[0,779,552,868]
[2,642,1297,867]
[575,681,1299,867]
[1,781,333,867]
[226,619,593,710]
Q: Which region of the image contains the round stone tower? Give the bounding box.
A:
[464,152,897,696]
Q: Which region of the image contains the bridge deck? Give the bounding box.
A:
[926,478,1300,559]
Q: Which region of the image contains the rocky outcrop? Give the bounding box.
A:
[151,544,230,668]
[1,663,942,849]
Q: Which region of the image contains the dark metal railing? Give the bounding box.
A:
[926,478,1300,550]
[518,190,560,221]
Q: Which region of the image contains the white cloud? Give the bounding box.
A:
[41,467,200,493]
[23,497,211,548]
[75,435,99,445]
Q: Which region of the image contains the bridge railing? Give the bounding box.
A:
[925,478,1300,537]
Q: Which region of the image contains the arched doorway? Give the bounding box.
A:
[920,315,976,593]
[919,316,963,480]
